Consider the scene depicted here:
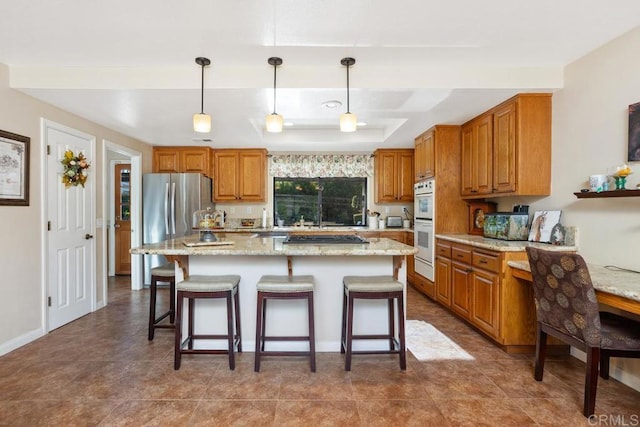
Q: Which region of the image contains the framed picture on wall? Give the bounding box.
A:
[629,101,640,161]
[528,210,562,243]
[0,129,30,206]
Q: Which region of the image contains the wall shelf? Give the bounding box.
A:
[574,189,640,198]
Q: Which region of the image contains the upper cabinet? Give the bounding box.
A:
[213,149,267,202]
[414,131,434,181]
[374,149,414,203]
[153,147,213,177]
[460,93,552,199]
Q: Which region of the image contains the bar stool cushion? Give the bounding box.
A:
[343,275,403,293]
[178,275,240,292]
[257,275,315,293]
[151,263,175,277]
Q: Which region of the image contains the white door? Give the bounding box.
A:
[44,120,96,330]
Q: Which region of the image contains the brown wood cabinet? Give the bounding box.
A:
[406,232,415,285]
[460,114,492,196]
[374,149,414,203]
[152,146,212,177]
[461,93,552,199]
[434,238,557,353]
[414,131,434,181]
[213,149,266,202]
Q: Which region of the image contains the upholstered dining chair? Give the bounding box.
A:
[525,247,640,417]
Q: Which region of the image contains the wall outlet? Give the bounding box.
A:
[385,207,390,214]
[246,207,252,214]
[229,207,235,214]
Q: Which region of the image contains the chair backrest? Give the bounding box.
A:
[525,247,601,346]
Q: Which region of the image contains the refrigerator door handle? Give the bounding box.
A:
[164,182,170,237]
[171,182,176,235]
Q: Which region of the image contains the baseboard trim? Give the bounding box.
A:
[0,327,45,357]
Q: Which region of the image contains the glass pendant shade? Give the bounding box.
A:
[266,113,283,133]
[193,113,211,133]
[340,112,357,132]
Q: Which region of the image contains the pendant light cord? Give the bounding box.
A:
[273,63,278,114]
[346,64,350,114]
[200,63,205,114]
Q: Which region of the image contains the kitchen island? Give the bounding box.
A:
[131,234,417,352]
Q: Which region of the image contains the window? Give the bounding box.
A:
[273,177,367,227]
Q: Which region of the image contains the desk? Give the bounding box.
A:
[508,260,640,316]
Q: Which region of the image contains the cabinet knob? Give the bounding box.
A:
[466,268,473,273]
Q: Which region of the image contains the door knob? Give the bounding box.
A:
[114,224,121,228]
[85,234,94,240]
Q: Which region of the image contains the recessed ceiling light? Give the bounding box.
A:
[321,100,342,109]
[283,122,294,127]
[357,122,367,127]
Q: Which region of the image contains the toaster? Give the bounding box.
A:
[483,212,529,240]
[386,216,403,228]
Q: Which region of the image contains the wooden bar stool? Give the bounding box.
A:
[148,263,176,341]
[254,275,316,372]
[341,275,406,371]
[174,275,242,370]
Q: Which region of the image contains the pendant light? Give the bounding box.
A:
[339,57,357,132]
[193,57,211,133]
[266,57,284,133]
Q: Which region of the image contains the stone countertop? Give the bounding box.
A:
[436,234,577,252]
[507,260,640,304]
[220,226,413,233]
[131,234,417,257]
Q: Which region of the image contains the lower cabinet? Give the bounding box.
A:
[434,238,551,353]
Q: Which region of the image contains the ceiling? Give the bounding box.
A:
[2,1,640,152]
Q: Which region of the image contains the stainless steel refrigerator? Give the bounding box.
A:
[142,173,213,285]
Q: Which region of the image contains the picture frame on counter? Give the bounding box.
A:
[528,210,562,243]
[0,129,30,206]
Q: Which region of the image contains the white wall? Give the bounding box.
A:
[498,26,640,390]
[0,63,153,355]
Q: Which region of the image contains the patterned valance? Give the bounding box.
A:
[269,154,374,178]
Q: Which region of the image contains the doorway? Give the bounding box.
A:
[103,141,142,305]
[114,163,131,275]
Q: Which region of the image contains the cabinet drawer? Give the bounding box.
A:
[436,242,451,258]
[472,251,500,272]
[451,245,472,264]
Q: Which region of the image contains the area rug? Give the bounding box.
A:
[406,319,475,361]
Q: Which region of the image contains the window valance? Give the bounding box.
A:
[269,154,373,178]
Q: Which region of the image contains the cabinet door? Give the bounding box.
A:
[406,233,415,284]
[214,151,239,201]
[181,149,210,174]
[460,125,475,195]
[492,101,517,193]
[451,261,472,318]
[153,149,180,173]
[435,256,451,307]
[423,131,435,179]
[414,136,425,181]
[238,151,266,201]
[475,114,493,195]
[398,150,414,201]
[471,268,500,339]
[375,151,398,202]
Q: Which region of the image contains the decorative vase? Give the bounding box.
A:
[613,175,627,190]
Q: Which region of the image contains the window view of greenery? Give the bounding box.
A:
[273,178,367,227]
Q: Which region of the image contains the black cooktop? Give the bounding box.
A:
[283,234,369,244]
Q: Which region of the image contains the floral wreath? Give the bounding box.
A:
[61,150,91,188]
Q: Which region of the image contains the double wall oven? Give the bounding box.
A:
[414,179,434,281]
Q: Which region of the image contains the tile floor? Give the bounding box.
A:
[0,277,638,426]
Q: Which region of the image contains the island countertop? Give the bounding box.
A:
[130,234,417,257]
